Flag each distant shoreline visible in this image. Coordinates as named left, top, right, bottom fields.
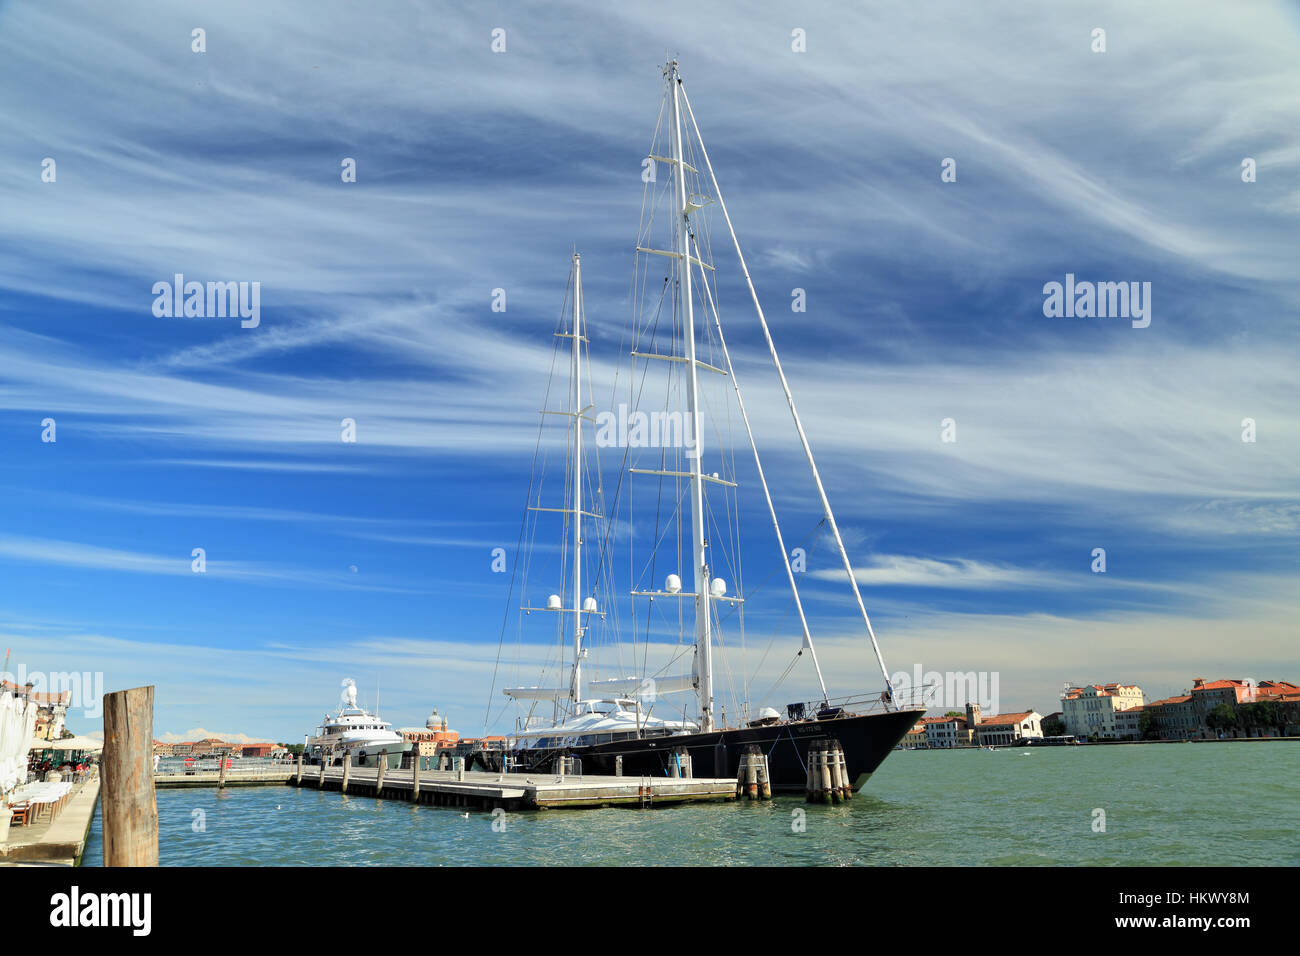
left=903, top=736, right=1300, bottom=751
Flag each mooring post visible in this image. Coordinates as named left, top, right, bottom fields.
left=836, top=743, right=853, bottom=800
left=319, top=758, right=327, bottom=787
left=756, top=752, right=770, bottom=799
left=295, top=751, right=303, bottom=785
left=805, top=742, right=823, bottom=803
left=218, top=754, right=227, bottom=790
left=102, top=685, right=159, bottom=867
left=615, top=755, right=623, bottom=777
left=819, top=745, right=834, bottom=804
left=455, top=755, right=465, bottom=782
left=341, top=753, right=351, bottom=794
left=376, top=755, right=386, bottom=796
left=412, top=753, right=421, bottom=802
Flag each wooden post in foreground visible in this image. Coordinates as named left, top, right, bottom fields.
left=102, top=685, right=159, bottom=867
left=341, top=753, right=351, bottom=793
left=218, top=755, right=227, bottom=789
left=296, top=751, right=303, bottom=785
left=412, top=753, right=421, bottom=802
left=375, top=755, right=386, bottom=796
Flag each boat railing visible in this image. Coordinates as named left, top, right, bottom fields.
left=785, top=686, right=929, bottom=721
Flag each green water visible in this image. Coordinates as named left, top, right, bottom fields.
left=84, top=743, right=1300, bottom=865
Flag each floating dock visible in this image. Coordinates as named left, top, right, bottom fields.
left=293, top=763, right=738, bottom=810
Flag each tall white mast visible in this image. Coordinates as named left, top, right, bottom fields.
left=668, top=60, right=714, bottom=732
left=679, top=82, right=896, bottom=703
left=571, top=252, right=584, bottom=707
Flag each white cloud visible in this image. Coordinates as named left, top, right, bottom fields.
left=811, top=554, right=1063, bottom=590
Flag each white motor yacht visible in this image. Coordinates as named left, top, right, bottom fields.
left=305, top=679, right=410, bottom=769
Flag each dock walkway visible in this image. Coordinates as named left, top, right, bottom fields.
left=295, top=764, right=737, bottom=810
left=155, top=767, right=296, bottom=788
left=0, top=778, right=100, bottom=866
left=155, top=763, right=740, bottom=810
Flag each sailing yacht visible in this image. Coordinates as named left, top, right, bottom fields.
left=502, top=252, right=700, bottom=755
left=497, top=61, right=923, bottom=790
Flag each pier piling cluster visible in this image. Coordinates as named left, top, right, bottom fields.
left=805, top=740, right=852, bottom=803
left=736, top=745, right=772, bottom=800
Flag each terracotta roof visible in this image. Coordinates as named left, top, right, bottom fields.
left=1194, top=679, right=1250, bottom=691
left=1148, top=695, right=1191, bottom=707
left=979, top=711, right=1034, bottom=726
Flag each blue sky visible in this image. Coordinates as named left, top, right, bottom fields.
left=1, top=1, right=1297, bottom=743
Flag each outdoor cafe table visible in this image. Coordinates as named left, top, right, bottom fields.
left=7, top=780, right=74, bottom=825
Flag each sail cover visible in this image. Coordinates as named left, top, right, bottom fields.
left=503, top=686, right=569, bottom=700
left=586, top=674, right=696, bottom=697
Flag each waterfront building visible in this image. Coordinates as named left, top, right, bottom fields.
left=1114, top=707, right=1144, bottom=740
left=1146, top=694, right=1196, bottom=739
left=1061, top=683, right=1145, bottom=740
left=2, top=682, right=76, bottom=741
left=1141, top=678, right=1300, bottom=740
left=400, top=708, right=462, bottom=758
left=239, top=742, right=276, bottom=758
left=902, top=721, right=928, bottom=750
left=921, top=714, right=972, bottom=748
left=973, top=711, right=1043, bottom=746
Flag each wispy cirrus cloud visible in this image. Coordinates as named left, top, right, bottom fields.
left=0, top=0, right=1297, bottom=736
left=0, top=534, right=432, bottom=594
left=812, top=554, right=1064, bottom=590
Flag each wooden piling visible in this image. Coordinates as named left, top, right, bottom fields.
left=341, top=753, right=351, bottom=794
left=756, top=752, right=771, bottom=799
left=319, top=758, right=327, bottom=787
left=218, top=755, right=227, bottom=790
left=376, top=756, right=386, bottom=796
left=412, top=754, right=421, bottom=802
left=101, top=685, right=159, bottom=867
left=825, top=743, right=840, bottom=802
left=295, top=751, right=303, bottom=785
left=743, top=747, right=759, bottom=799
left=456, top=755, right=465, bottom=782
left=806, top=741, right=833, bottom=804
left=614, top=755, right=623, bottom=777
left=834, top=743, right=853, bottom=800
